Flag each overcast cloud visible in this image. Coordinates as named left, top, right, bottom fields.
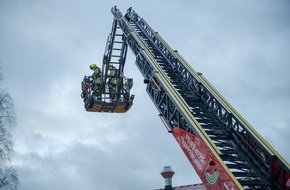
left=0, top=0, right=289, bottom=190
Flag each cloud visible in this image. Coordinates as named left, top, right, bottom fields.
left=1, top=0, right=290, bottom=190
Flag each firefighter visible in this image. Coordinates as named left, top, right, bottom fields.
left=89, top=64, right=102, bottom=100
left=108, top=64, right=118, bottom=101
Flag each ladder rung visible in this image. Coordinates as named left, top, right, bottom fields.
left=226, top=163, right=249, bottom=169
left=232, top=171, right=257, bottom=178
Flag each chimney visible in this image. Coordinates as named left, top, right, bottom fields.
left=161, top=166, right=175, bottom=190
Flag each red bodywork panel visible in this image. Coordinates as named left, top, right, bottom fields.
left=173, top=127, right=241, bottom=190
left=272, top=159, right=290, bottom=190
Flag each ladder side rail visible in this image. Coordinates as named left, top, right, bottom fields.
left=112, top=6, right=290, bottom=189
left=111, top=7, right=244, bottom=189
left=127, top=8, right=290, bottom=188
left=128, top=6, right=274, bottom=180
left=114, top=6, right=262, bottom=189
left=129, top=14, right=273, bottom=187
left=119, top=38, right=128, bottom=73
left=102, top=19, right=119, bottom=84
left=102, top=14, right=131, bottom=100
left=116, top=39, right=128, bottom=97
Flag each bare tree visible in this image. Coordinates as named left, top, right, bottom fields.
left=0, top=79, right=18, bottom=189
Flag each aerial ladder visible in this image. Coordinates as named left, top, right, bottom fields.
left=81, top=6, right=290, bottom=190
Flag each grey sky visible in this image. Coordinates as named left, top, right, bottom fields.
left=0, top=0, right=289, bottom=190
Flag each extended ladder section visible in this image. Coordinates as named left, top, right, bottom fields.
left=110, top=6, right=290, bottom=189
left=101, top=19, right=134, bottom=105
left=102, top=19, right=127, bottom=87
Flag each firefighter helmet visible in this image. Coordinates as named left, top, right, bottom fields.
left=90, top=64, right=97, bottom=70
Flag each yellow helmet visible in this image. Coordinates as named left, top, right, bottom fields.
left=90, top=64, right=97, bottom=70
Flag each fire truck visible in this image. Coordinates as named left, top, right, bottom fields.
left=81, top=6, right=290, bottom=190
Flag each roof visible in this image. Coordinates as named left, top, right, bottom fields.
left=155, top=184, right=206, bottom=190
